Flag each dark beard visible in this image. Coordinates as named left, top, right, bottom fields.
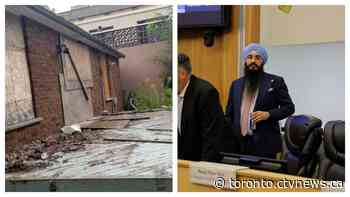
left=244, top=63, right=263, bottom=94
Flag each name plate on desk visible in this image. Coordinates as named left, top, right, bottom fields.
left=189, top=161, right=248, bottom=189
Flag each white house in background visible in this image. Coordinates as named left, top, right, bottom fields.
left=59, top=5, right=172, bottom=35
left=59, top=5, right=173, bottom=107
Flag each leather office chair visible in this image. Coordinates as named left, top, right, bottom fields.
left=313, top=120, right=345, bottom=181
left=283, top=115, right=323, bottom=176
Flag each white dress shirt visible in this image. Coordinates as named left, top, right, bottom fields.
left=178, top=78, right=190, bottom=135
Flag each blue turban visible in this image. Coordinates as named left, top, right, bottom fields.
left=242, top=43, right=268, bottom=64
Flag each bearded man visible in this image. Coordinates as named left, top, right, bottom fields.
left=226, top=43, right=295, bottom=159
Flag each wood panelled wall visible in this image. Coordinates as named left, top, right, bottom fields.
left=245, top=5, right=260, bottom=45
left=178, top=6, right=260, bottom=109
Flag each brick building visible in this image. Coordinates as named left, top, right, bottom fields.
left=5, top=6, right=125, bottom=151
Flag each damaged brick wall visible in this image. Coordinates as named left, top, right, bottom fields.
left=6, top=17, right=64, bottom=152
left=6, top=16, right=124, bottom=153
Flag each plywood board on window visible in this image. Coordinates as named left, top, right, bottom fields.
left=62, top=37, right=93, bottom=89
left=59, top=74, right=94, bottom=125
left=5, top=13, right=34, bottom=126
left=5, top=13, right=25, bottom=50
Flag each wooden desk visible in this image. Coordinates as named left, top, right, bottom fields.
left=178, top=160, right=321, bottom=192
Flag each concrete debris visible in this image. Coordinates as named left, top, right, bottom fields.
left=5, top=130, right=101, bottom=173
left=41, top=152, right=49, bottom=160
left=62, top=144, right=84, bottom=152
left=61, top=124, right=81, bottom=134
left=6, top=110, right=172, bottom=177
left=24, top=160, right=51, bottom=168
left=88, top=160, right=106, bottom=167
left=52, top=151, right=64, bottom=158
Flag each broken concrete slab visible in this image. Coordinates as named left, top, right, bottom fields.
left=80, top=119, right=129, bottom=129
left=103, top=138, right=171, bottom=144
left=6, top=110, right=172, bottom=179
left=87, top=160, right=106, bottom=167
left=129, top=112, right=172, bottom=131
left=106, top=108, right=168, bottom=116
left=100, top=114, right=150, bottom=121
left=6, top=142, right=172, bottom=179
left=102, top=128, right=172, bottom=143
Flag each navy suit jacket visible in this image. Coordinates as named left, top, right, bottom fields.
left=226, top=72, right=295, bottom=158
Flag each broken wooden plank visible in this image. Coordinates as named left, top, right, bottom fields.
left=103, top=139, right=172, bottom=144
left=101, top=129, right=172, bottom=143
left=131, top=118, right=172, bottom=131
left=146, top=128, right=172, bottom=132
left=6, top=142, right=172, bottom=179
left=107, top=108, right=169, bottom=116
left=112, top=111, right=135, bottom=115
left=101, top=114, right=150, bottom=121
left=81, top=120, right=129, bottom=129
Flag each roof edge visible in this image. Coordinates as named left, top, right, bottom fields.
left=7, top=5, right=125, bottom=59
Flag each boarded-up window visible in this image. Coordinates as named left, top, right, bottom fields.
left=59, top=37, right=94, bottom=125
left=62, top=37, right=93, bottom=89
left=5, top=13, right=35, bottom=127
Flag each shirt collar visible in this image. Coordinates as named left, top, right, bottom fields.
left=179, top=77, right=190, bottom=98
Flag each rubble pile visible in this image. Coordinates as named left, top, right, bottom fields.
left=5, top=129, right=102, bottom=173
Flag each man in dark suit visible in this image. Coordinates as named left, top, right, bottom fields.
left=177, top=53, right=225, bottom=162
left=226, top=43, right=295, bottom=159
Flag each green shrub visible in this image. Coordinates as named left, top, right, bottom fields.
left=124, top=79, right=172, bottom=111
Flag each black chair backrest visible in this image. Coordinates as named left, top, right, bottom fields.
left=283, top=115, right=323, bottom=176
left=314, top=120, right=345, bottom=181
left=324, top=120, right=345, bottom=165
